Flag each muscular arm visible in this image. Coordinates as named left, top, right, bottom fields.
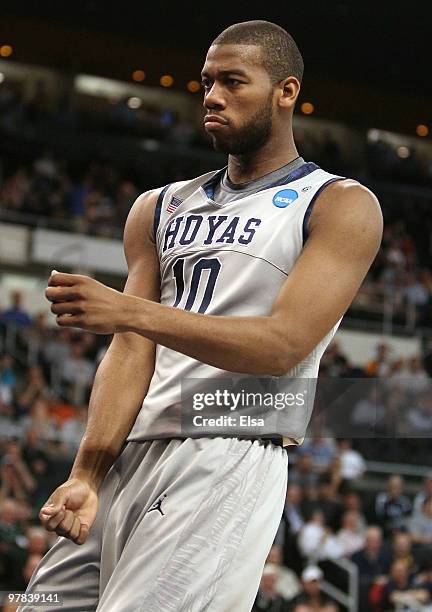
left=48, top=181, right=382, bottom=377
left=68, top=190, right=161, bottom=490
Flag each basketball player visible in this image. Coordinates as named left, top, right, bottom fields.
left=19, top=21, right=382, bottom=612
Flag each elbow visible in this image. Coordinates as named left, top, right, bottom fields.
left=257, top=319, right=307, bottom=377
left=267, top=346, right=304, bottom=377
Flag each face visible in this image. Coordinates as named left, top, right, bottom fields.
left=393, top=533, right=411, bottom=555
left=286, top=484, right=302, bottom=505
left=343, top=511, right=359, bottom=531
left=303, top=579, right=320, bottom=596
left=389, top=475, right=403, bottom=496
left=365, top=528, right=382, bottom=553
left=201, top=44, right=276, bottom=155
left=344, top=492, right=361, bottom=511
left=391, top=560, right=408, bottom=583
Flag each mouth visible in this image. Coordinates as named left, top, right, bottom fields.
left=204, top=115, right=228, bottom=131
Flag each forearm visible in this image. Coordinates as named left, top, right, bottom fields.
left=70, top=334, right=155, bottom=490
left=122, top=296, right=296, bottom=376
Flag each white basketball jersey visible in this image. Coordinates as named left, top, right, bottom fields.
left=127, top=163, right=345, bottom=444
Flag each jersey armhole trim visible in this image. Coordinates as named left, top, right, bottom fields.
left=153, top=184, right=171, bottom=242
left=302, top=177, right=346, bottom=245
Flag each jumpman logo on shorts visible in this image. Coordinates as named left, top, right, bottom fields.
left=147, top=494, right=167, bottom=516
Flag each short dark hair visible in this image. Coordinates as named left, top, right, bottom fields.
left=211, top=20, right=304, bottom=84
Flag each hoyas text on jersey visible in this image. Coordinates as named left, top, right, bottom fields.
left=162, top=215, right=261, bottom=253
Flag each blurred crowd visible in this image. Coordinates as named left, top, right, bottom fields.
left=0, top=151, right=140, bottom=237
left=0, top=294, right=432, bottom=610
left=253, top=468, right=432, bottom=611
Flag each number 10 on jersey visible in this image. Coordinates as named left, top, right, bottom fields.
left=172, top=257, right=221, bottom=314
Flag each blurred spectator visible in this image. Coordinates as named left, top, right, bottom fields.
left=15, top=365, right=51, bottom=415
left=283, top=484, right=305, bottom=537
left=405, top=390, right=432, bottom=435
left=298, top=510, right=343, bottom=561
left=413, top=472, right=432, bottom=513
left=381, top=560, right=430, bottom=610
left=252, top=562, right=291, bottom=611
left=302, top=474, right=343, bottom=532
left=289, top=566, right=338, bottom=611
left=409, top=496, right=432, bottom=548
left=390, top=531, right=418, bottom=575
left=0, top=498, right=27, bottom=589
left=42, top=328, right=73, bottom=371
left=320, top=342, right=353, bottom=378
left=290, top=454, right=318, bottom=498
left=281, top=484, right=305, bottom=574
left=299, top=438, right=336, bottom=474
left=1, top=291, right=32, bottom=328
left=0, top=498, right=21, bottom=545
left=26, top=313, right=50, bottom=366
left=0, top=440, right=35, bottom=502
left=0, top=401, right=20, bottom=440
left=20, top=399, right=59, bottom=446
left=266, top=545, right=301, bottom=601
left=336, top=439, right=366, bottom=480
left=335, top=510, right=365, bottom=557
left=351, top=526, right=391, bottom=610
left=365, top=344, right=392, bottom=378
left=375, top=475, right=412, bottom=535
left=342, top=491, right=367, bottom=530
left=350, top=386, right=386, bottom=432
left=61, top=342, right=95, bottom=404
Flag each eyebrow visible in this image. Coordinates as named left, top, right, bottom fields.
left=201, top=69, right=249, bottom=79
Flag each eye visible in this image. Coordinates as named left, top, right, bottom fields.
left=226, top=78, right=242, bottom=86
left=201, top=79, right=212, bottom=90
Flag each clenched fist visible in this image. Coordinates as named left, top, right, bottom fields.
left=39, top=478, right=98, bottom=545
left=45, top=270, right=134, bottom=334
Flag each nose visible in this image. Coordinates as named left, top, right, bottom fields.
left=203, top=82, right=225, bottom=111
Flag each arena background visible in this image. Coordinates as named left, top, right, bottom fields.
left=0, top=2, right=431, bottom=611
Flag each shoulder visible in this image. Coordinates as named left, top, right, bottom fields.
left=123, top=188, right=163, bottom=247
left=308, top=178, right=383, bottom=252
left=310, top=178, right=382, bottom=230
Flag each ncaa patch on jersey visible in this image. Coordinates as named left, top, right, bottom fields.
left=272, top=189, right=298, bottom=208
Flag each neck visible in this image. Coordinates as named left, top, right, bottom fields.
left=227, top=129, right=299, bottom=184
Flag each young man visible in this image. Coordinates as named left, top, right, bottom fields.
left=20, top=20, right=382, bottom=612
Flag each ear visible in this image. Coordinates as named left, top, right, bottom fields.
left=277, top=76, right=300, bottom=110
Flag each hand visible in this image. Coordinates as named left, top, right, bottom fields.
left=39, top=478, right=98, bottom=545
left=45, top=271, right=130, bottom=334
